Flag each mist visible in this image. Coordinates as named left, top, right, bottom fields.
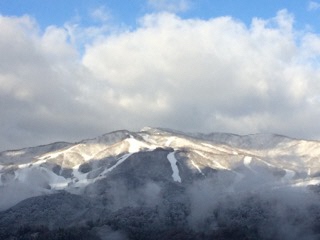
left=185, top=173, right=320, bottom=240
left=82, top=164, right=320, bottom=240
left=1, top=129, right=320, bottom=240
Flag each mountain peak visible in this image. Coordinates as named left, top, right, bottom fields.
left=1, top=128, right=320, bottom=239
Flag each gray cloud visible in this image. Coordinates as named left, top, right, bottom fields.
left=1, top=10, right=320, bottom=151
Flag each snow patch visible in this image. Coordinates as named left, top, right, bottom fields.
left=141, top=134, right=150, bottom=143
left=294, top=178, right=320, bottom=187
left=191, top=160, right=204, bottom=175
left=4, top=150, right=26, bottom=157
left=126, top=138, right=152, bottom=153
left=14, top=165, right=68, bottom=191
left=201, top=142, right=232, bottom=154
left=243, top=156, right=256, bottom=173
left=107, top=153, right=132, bottom=172
left=167, top=152, right=181, bottom=183
left=33, top=160, right=46, bottom=166
left=95, top=153, right=133, bottom=181
left=165, top=137, right=175, bottom=147
left=18, top=163, right=30, bottom=169
left=46, top=169, right=70, bottom=190
left=195, top=150, right=229, bottom=170
left=81, top=153, right=94, bottom=161
left=243, top=156, right=252, bottom=166
left=201, top=143, right=214, bottom=148
left=71, top=164, right=89, bottom=188
left=143, top=135, right=158, bottom=145
left=39, top=151, right=62, bottom=160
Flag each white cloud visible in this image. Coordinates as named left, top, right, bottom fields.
left=82, top=10, right=320, bottom=137
left=90, top=6, right=111, bottom=23
left=308, top=1, right=320, bottom=11
left=1, top=10, right=320, bottom=151
left=147, top=0, right=191, bottom=13
left=0, top=15, right=106, bottom=150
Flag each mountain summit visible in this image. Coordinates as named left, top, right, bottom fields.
left=1, top=128, right=320, bottom=239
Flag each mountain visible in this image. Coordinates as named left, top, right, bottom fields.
left=1, top=127, right=320, bottom=240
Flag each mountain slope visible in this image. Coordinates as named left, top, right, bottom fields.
left=1, top=128, right=320, bottom=240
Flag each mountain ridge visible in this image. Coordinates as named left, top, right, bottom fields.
left=1, top=127, right=316, bottom=156
left=1, top=127, right=320, bottom=239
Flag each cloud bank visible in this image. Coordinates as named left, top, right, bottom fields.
left=1, top=10, right=320, bottom=150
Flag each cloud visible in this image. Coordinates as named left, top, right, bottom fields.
left=1, top=10, right=320, bottom=151
left=308, top=1, right=320, bottom=11
left=83, top=10, right=320, bottom=137
left=90, top=6, right=111, bottom=23
left=0, top=15, right=109, bottom=150
left=147, top=0, right=191, bottom=13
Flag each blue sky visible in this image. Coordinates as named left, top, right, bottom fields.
left=0, top=0, right=319, bottom=32
left=1, top=0, right=320, bottom=150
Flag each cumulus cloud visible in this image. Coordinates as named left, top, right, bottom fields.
left=0, top=15, right=109, bottom=150
left=1, top=10, right=320, bottom=151
left=83, top=10, right=320, bottom=137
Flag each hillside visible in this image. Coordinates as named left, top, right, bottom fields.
left=1, top=127, right=320, bottom=239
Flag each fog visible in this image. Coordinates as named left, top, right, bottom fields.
left=1, top=144, right=320, bottom=239
left=83, top=166, right=320, bottom=240
left=185, top=173, right=320, bottom=239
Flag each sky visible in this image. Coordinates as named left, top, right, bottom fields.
left=1, top=0, right=320, bottom=150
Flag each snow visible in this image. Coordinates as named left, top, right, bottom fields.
left=71, top=164, right=90, bottom=188
left=243, top=156, right=252, bottom=165
left=201, top=142, right=230, bottom=154
left=14, top=165, right=68, bottom=191
left=107, top=153, right=132, bottom=172
left=243, top=156, right=256, bottom=173
left=33, top=159, right=46, bottom=166
left=4, top=128, right=320, bottom=211
left=255, top=157, right=275, bottom=168
left=3, top=150, right=26, bottom=157
left=81, top=153, right=93, bottom=161
left=18, top=163, right=30, bottom=169
left=191, top=160, right=204, bottom=175
left=165, top=137, right=175, bottom=147
left=39, top=151, right=62, bottom=160
left=167, top=152, right=181, bottom=183
left=95, top=153, right=134, bottom=181
left=195, top=150, right=229, bottom=170
left=294, top=178, right=320, bottom=187
left=126, top=138, right=152, bottom=153
left=46, top=170, right=70, bottom=190
left=142, top=134, right=158, bottom=145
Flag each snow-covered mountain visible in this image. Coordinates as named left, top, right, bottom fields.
left=1, top=127, right=320, bottom=240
